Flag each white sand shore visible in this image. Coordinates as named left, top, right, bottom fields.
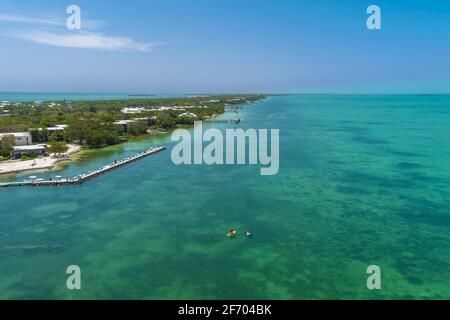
left=0, top=144, right=82, bottom=175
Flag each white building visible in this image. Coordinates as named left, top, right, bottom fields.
left=0, top=132, right=32, bottom=146
left=121, top=107, right=147, bottom=114
left=13, top=145, right=47, bottom=158
left=46, top=124, right=68, bottom=133
left=178, top=112, right=198, bottom=118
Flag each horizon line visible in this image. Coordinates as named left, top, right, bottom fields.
left=1, top=91, right=449, bottom=96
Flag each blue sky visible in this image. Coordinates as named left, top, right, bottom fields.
left=0, top=0, right=449, bottom=93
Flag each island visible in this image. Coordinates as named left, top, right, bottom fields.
left=0, top=94, right=266, bottom=175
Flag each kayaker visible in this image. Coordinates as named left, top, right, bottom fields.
left=227, top=229, right=237, bottom=238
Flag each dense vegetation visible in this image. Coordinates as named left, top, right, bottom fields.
left=0, top=95, right=265, bottom=150
left=0, top=135, right=15, bottom=158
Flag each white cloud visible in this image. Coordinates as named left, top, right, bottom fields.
left=0, top=13, right=105, bottom=30
left=8, top=30, right=156, bottom=52
left=1, top=13, right=159, bottom=53
left=0, top=14, right=64, bottom=26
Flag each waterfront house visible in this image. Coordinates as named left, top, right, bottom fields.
left=0, top=132, right=33, bottom=146
left=13, top=145, right=47, bottom=158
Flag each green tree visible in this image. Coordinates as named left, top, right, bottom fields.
left=65, top=119, right=85, bottom=142
left=85, top=130, right=120, bottom=148
left=30, top=129, right=49, bottom=143
left=47, top=134, right=68, bottom=154
left=176, top=116, right=195, bottom=125
left=48, top=141, right=68, bottom=154
left=128, top=122, right=148, bottom=136
left=0, top=135, right=15, bottom=157
left=157, top=113, right=176, bottom=128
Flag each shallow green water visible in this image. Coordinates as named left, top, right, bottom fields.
left=1, top=95, right=450, bottom=299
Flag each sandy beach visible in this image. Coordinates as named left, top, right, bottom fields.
left=0, top=144, right=82, bottom=175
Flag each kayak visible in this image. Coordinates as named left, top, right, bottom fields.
left=227, top=230, right=237, bottom=238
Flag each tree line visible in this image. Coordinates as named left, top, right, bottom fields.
left=0, top=95, right=265, bottom=156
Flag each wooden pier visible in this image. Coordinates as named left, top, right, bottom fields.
left=0, top=146, right=166, bottom=188
left=203, top=118, right=241, bottom=124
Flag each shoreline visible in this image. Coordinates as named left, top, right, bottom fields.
left=0, top=99, right=256, bottom=178
left=0, top=144, right=82, bottom=176
left=0, top=146, right=166, bottom=188
left=0, top=132, right=170, bottom=178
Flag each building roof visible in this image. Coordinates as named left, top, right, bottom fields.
left=0, top=132, right=31, bottom=138
left=135, top=116, right=157, bottom=120
left=178, top=112, right=198, bottom=118
left=31, top=124, right=68, bottom=132
left=121, top=107, right=146, bottom=114
left=13, top=145, right=47, bottom=151
left=46, top=127, right=65, bottom=131
left=114, top=120, right=136, bottom=125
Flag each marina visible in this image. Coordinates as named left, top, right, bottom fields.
left=0, top=145, right=166, bottom=188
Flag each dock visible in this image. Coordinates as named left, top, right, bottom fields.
left=0, top=146, right=166, bottom=188
left=203, top=118, right=241, bottom=124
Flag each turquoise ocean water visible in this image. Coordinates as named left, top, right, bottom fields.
left=1, top=94, right=450, bottom=299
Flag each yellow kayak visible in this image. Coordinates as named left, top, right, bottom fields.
left=227, top=230, right=237, bottom=238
